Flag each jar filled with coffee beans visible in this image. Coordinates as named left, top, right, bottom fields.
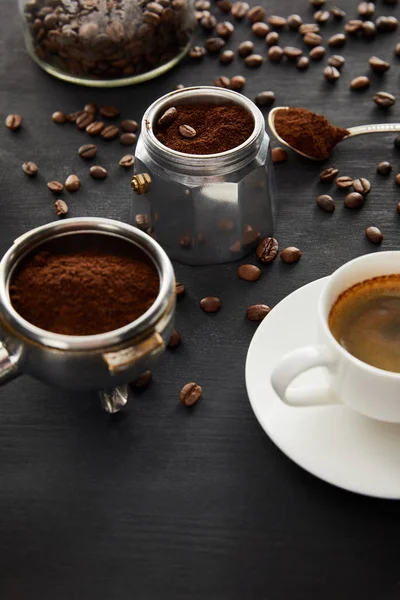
left=20, top=0, right=196, bottom=87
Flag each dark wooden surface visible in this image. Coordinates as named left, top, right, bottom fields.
left=1, top=1, right=400, bottom=598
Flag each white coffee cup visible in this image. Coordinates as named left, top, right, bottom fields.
left=271, top=251, right=400, bottom=423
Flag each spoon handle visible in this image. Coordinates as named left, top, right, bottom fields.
left=346, top=123, right=400, bottom=138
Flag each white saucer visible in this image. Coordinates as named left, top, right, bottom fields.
left=245, top=277, right=400, bottom=499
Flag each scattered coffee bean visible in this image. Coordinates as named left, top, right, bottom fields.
left=365, top=226, right=383, bottom=244
left=336, top=175, right=353, bottom=189
left=377, top=161, right=392, bottom=175
left=121, top=120, right=139, bottom=133
left=230, top=75, right=246, bottom=91
left=47, top=180, right=64, bottom=193
left=265, top=32, right=279, bottom=46
left=397, top=201, right=400, bottom=214
left=395, top=43, right=400, bottom=57
left=328, top=55, right=345, bottom=69
left=252, top=22, right=270, bottom=37
left=176, top=282, right=186, bottom=297
left=120, top=133, right=137, bottom=146
left=205, top=37, right=226, bottom=53
left=362, top=21, right=377, bottom=38
left=217, top=0, right=232, bottom=11
left=352, top=178, right=371, bottom=195
left=373, top=92, right=396, bottom=108
left=376, top=16, right=398, bottom=32
left=230, top=240, right=242, bottom=253
left=396, top=173, right=400, bottom=186
left=281, top=247, right=302, bottom=263
left=268, top=46, right=284, bottom=61
left=369, top=56, right=391, bottom=72
left=268, top=15, right=287, bottom=28
left=168, top=327, right=181, bottom=348
left=196, top=0, right=210, bottom=8
left=216, top=21, right=235, bottom=38
left=179, top=124, right=196, bottom=138
left=287, top=14, right=303, bottom=30
left=84, top=103, right=97, bottom=115
left=220, top=50, right=235, bottom=64
left=284, top=47, right=303, bottom=60
left=135, top=214, right=149, bottom=230
left=314, top=10, right=330, bottom=23
left=299, top=23, right=320, bottom=34
left=247, top=304, right=271, bottom=321
left=256, top=237, right=279, bottom=263
left=331, top=6, right=346, bottom=20
left=344, top=192, right=365, bottom=208
left=55, top=199, right=68, bottom=217
left=297, top=56, right=310, bottom=70
left=78, top=144, right=97, bottom=159
left=272, top=147, right=288, bottom=163
left=189, top=46, right=206, bottom=59
left=86, top=121, right=104, bottom=136
left=52, top=111, right=66, bottom=124
left=245, top=54, right=264, bottom=67
left=309, top=46, right=325, bottom=60
left=89, top=166, right=108, bottom=180
left=320, top=167, right=339, bottom=182
left=345, top=19, right=363, bottom=34
left=231, top=1, right=249, bottom=19
left=131, top=370, right=152, bottom=389
left=238, top=40, right=254, bottom=56
left=180, top=382, right=203, bottom=406
left=324, top=65, right=340, bottom=81
left=5, top=114, right=22, bottom=130
left=119, top=154, right=134, bottom=168
left=158, top=107, right=178, bottom=129
left=67, top=111, right=83, bottom=124
left=65, top=174, right=80, bottom=192
left=328, top=33, right=346, bottom=47
left=214, top=75, right=230, bottom=88
left=255, top=91, right=276, bottom=106
left=247, top=5, right=266, bottom=23
left=309, top=0, right=325, bottom=6
left=200, top=296, right=221, bottom=312
left=238, top=264, right=262, bottom=281
left=304, top=32, right=323, bottom=47
left=201, top=14, right=217, bottom=30
left=22, top=161, right=38, bottom=177
left=316, top=194, right=335, bottom=212
left=99, top=105, right=120, bottom=118
left=350, top=76, right=370, bottom=90
left=358, top=2, right=375, bottom=18
left=101, top=125, right=119, bottom=140
left=76, top=111, right=95, bottom=130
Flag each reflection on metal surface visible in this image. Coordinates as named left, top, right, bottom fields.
left=99, top=386, right=128, bottom=413
left=103, top=332, right=165, bottom=374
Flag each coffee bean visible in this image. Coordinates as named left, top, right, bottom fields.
left=284, top=46, right=303, bottom=60
left=158, top=107, right=178, bottom=128
left=358, top=2, right=375, bottom=18
left=309, top=0, right=325, bottom=6
left=84, top=103, right=97, bottom=115
left=394, top=135, right=400, bottom=149
left=331, top=6, right=346, bottom=19
left=52, top=111, right=66, bottom=124
left=324, top=65, right=340, bottom=81
left=220, top=50, right=235, bottom=64
left=281, top=247, right=301, bottom=263
left=256, top=237, right=279, bottom=263
left=320, top=167, right=339, bottom=182
left=272, top=147, right=288, bottom=163
left=67, top=111, right=83, bottom=124
left=205, top=37, right=226, bottom=53
left=369, top=56, right=391, bottom=73
left=265, top=32, right=279, bottom=46
left=86, top=121, right=104, bottom=136
left=230, top=75, right=246, bottom=91
left=336, top=175, right=353, bottom=189
left=267, top=45, right=284, bottom=61
left=328, top=33, right=346, bottom=47
left=101, top=125, right=119, bottom=140
left=255, top=91, right=276, bottom=106
left=99, top=105, right=120, bottom=118
left=55, top=199, right=68, bottom=217
left=180, top=382, right=203, bottom=406
left=395, top=43, right=400, bottom=57
left=287, top=14, right=302, bottom=30
left=168, top=327, right=181, bottom=348
left=238, top=264, right=262, bottom=281
left=345, top=19, right=363, bottom=34
left=397, top=201, right=400, bottom=214
left=201, top=14, right=217, bottom=30
left=119, top=154, right=134, bottom=168
left=179, top=124, right=196, bottom=138
left=350, top=76, right=370, bottom=90
left=5, top=114, right=22, bottom=130
left=377, top=161, right=392, bottom=175
left=245, top=54, right=263, bottom=67
left=314, top=10, right=330, bottom=23
left=131, top=370, right=152, bottom=389
left=297, top=56, right=310, bottom=70
left=214, top=75, right=230, bottom=88
left=316, top=194, right=335, bottom=212
left=299, top=23, right=320, bottom=34
left=252, top=22, right=270, bottom=37
left=216, top=21, right=235, bottom=38
left=362, top=21, right=377, bottom=38
left=309, top=46, right=325, bottom=60
left=304, top=32, right=323, bottom=47
left=176, top=282, right=185, bottom=297
left=196, top=0, right=210, bottom=8
left=22, top=161, right=38, bottom=176
left=189, top=46, right=206, bottom=58
left=78, top=144, right=97, bottom=159
left=247, top=304, right=271, bottom=321
left=344, top=192, right=365, bottom=208
left=395, top=173, right=400, bottom=186
left=120, top=133, right=137, bottom=145
left=247, top=5, right=265, bottom=23
left=200, top=296, right=221, bottom=312
left=376, top=16, right=398, bottom=32
left=328, top=55, right=345, bottom=69
left=135, top=214, right=149, bottom=231
left=89, top=166, right=108, bottom=180
left=231, top=1, right=249, bottom=19
left=268, top=15, right=287, bottom=28
left=65, top=174, right=80, bottom=192
left=76, top=111, right=95, bottom=130
left=217, top=0, right=232, bottom=11
left=238, top=40, right=254, bottom=56
left=373, top=91, right=396, bottom=108
left=47, top=180, right=64, bottom=193
left=121, top=120, right=139, bottom=133
left=365, top=226, right=383, bottom=244
left=352, top=178, right=371, bottom=195
left=243, top=225, right=260, bottom=246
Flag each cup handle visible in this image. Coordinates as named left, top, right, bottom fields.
left=271, top=345, right=340, bottom=407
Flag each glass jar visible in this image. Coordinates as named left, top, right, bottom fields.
left=19, top=0, right=196, bottom=87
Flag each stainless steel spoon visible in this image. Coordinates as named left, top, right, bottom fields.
left=268, top=106, right=400, bottom=161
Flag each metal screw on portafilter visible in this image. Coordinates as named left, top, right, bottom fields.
left=131, top=173, right=152, bottom=195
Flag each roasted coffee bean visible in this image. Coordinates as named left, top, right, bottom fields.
left=376, top=16, right=398, bottom=32
left=245, top=54, right=263, bottom=67
left=230, top=75, right=246, bottom=90
left=287, top=14, right=303, bottom=30
left=214, top=75, right=230, bottom=88
left=157, top=107, right=178, bottom=128
left=281, top=247, right=302, bottom=263
left=265, top=31, right=279, bottom=46
left=247, top=5, right=265, bottom=23
left=336, top=175, right=353, bottom=189
left=362, top=21, right=377, bottom=38
left=309, top=46, right=325, bottom=60
left=135, top=214, right=149, bottom=230
left=121, top=120, right=139, bottom=133
left=200, top=296, right=221, bottom=312
left=397, top=201, right=400, bottom=214
left=358, top=2, right=375, bottom=18
left=22, top=161, right=38, bottom=176
left=119, top=154, right=134, bottom=168
left=205, top=37, right=226, bottom=53
left=84, top=103, right=97, bottom=115
left=246, top=304, right=271, bottom=321
left=101, top=125, right=119, bottom=140
left=52, top=111, right=66, bottom=124
left=238, top=264, right=262, bottom=281
left=309, top=0, right=326, bottom=6
left=55, top=199, right=68, bottom=217
left=284, top=46, right=303, bottom=60
left=180, top=382, right=203, bottom=406
left=89, top=165, right=108, bottom=180
left=5, top=114, right=22, bottom=130
left=350, top=76, right=370, bottom=90
left=345, top=19, right=363, bottom=34
left=176, top=282, right=185, bottom=297
left=256, top=237, right=279, bottom=263
left=304, top=32, right=323, bottom=47
left=250, top=23, right=268, bottom=38
left=131, top=371, right=152, bottom=389
left=168, top=328, right=181, bottom=348
left=120, top=133, right=137, bottom=145
left=229, top=240, right=242, bottom=253
left=272, top=147, right=288, bottom=163
left=319, top=167, right=339, bottom=182
left=352, top=178, right=371, bottom=195
left=328, top=55, right=345, bottom=69
left=67, top=111, right=83, bottom=124
left=369, top=56, right=391, bottom=73
left=99, top=105, right=120, bottom=118
left=331, top=6, right=346, bottom=19
left=299, top=23, right=320, bottom=34
left=216, top=21, right=235, bottom=38
left=395, top=43, right=400, bottom=57
left=220, top=50, right=235, bottom=64
left=65, top=174, right=80, bottom=192
left=268, top=15, right=287, bottom=28
left=365, top=226, right=383, bottom=244
left=238, top=40, right=254, bottom=56
left=328, top=33, right=346, bottom=47
left=373, top=91, right=396, bottom=108
left=231, top=1, right=249, bottom=19
left=316, top=194, right=335, bottom=212
left=344, top=192, right=365, bottom=208
left=196, top=0, right=210, bottom=8
left=86, top=121, right=104, bottom=136
left=78, top=143, right=97, bottom=159
left=201, top=14, right=217, bottom=30
left=297, top=56, right=310, bottom=70
left=47, top=180, right=64, bottom=193
left=255, top=91, right=276, bottom=106
left=217, top=0, right=232, bottom=11
left=189, top=45, right=206, bottom=58
left=76, top=111, right=95, bottom=130
left=179, top=124, right=196, bottom=138
left=314, top=10, right=330, bottom=23
left=377, top=161, right=392, bottom=175
left=267, top=45, right=284, bottom=61
left=324, top=65, right=340, bottom=81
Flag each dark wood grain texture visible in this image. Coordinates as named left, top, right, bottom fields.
left=1, top=1, right=400, bottom=599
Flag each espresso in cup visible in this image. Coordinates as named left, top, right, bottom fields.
left=329, top=274, right=400, bottom=373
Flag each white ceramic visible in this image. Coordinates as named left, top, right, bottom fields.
left=245, top=276, right=400, bottom=499
left=271, top=252, right=400, bottom=423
